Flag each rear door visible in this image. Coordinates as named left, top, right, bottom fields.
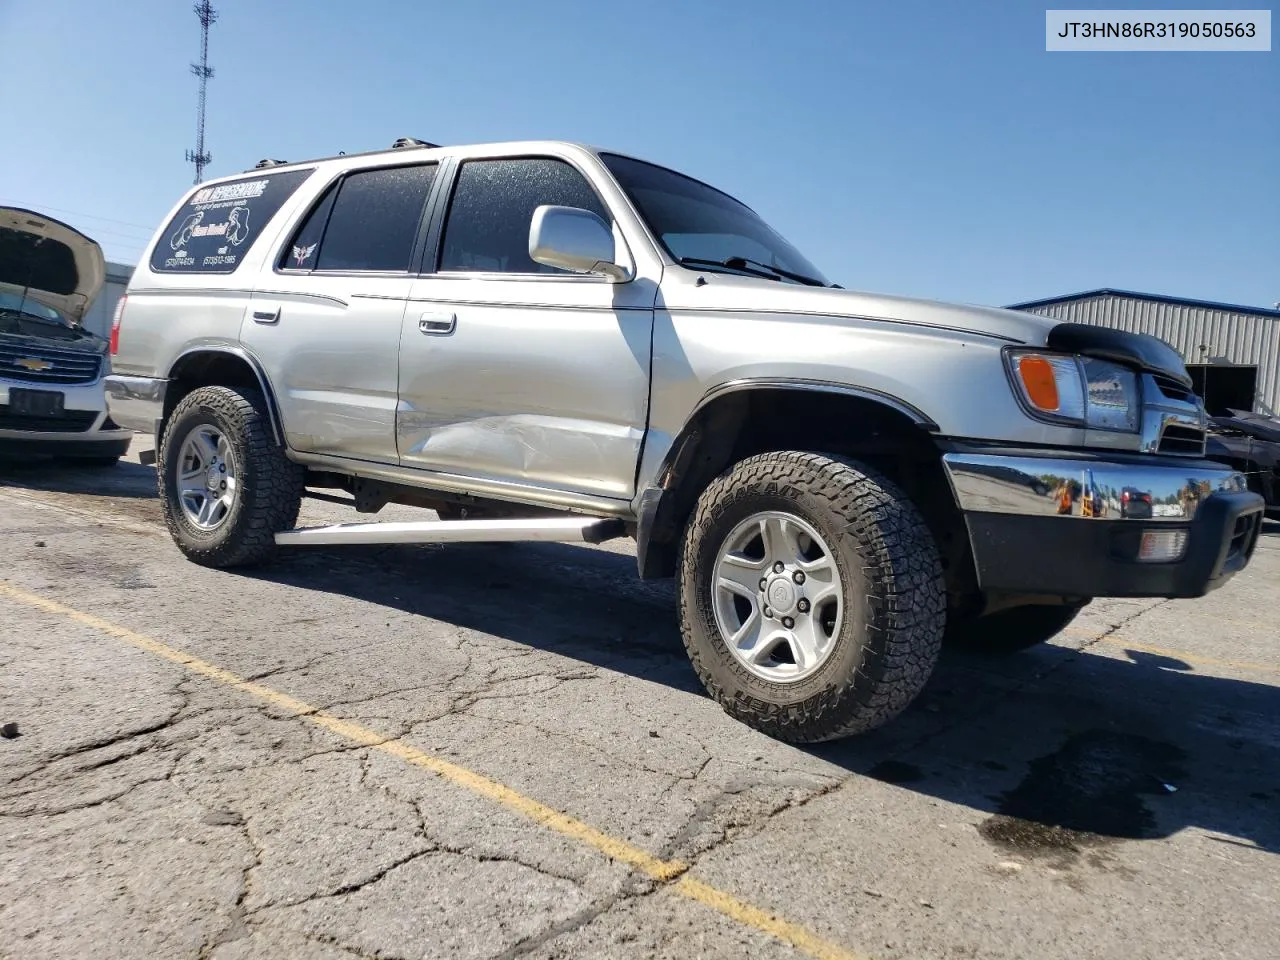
left=241, top=161, right=439, bottom=464
left=396, top=154, right=655, bottom=500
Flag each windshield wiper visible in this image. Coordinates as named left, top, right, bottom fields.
left=676, top=256, right=830, bottom=287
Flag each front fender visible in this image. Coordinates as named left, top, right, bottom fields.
left=637, top=310, right=1087, bottom=499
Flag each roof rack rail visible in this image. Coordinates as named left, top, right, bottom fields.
left=239, top=137, right=447, bottom=174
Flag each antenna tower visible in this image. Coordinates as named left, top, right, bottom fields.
left=185, top=1, right=218, bottom=184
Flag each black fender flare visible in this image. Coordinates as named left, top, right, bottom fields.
left=634, top=379, right=938, bottom=579
left=165, top=344, right=288, bottom=448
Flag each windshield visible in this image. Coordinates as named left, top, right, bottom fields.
left=599, top=153, right=831, bottom=286
left=0, top=290, right=69, bottom=324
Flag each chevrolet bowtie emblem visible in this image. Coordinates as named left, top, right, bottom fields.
left=15, top=357, right=53, bottom=372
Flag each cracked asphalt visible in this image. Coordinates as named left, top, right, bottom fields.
left=2, top=440, right=1278, bottom=960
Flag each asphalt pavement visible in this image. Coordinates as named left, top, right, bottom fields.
left=2, top=439, right=1277, bottom=960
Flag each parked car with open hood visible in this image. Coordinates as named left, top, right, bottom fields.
left=0, top=207, right=132, bottom=465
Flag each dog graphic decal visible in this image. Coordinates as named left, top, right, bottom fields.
left=169, top=212, right=204, bottom=250
left=226, top=205, right=251, bottom=246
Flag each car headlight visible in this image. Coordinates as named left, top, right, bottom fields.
left=1004, top=349, right=1139, bottom=433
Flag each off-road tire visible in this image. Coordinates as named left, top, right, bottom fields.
left=944, top=602, right=1085, bottom=654
left=677, top=451, right=946, bottom=743
left=158, top=385, right=304, bottom=568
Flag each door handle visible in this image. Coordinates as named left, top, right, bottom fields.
left=418, top=311, right=456, bottom=335
left=252, top=305, right=281, bottom=324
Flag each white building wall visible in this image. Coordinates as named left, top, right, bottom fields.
left=81, top=261, right=134, bottom=340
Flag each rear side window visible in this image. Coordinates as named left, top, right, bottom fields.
left=279, top=182, right=338, bottom=271
left=150, top=167, right=314, bottom=274
left=438, top=157, right=609, bottom=274
left=280, top=163, right=436, bottom=273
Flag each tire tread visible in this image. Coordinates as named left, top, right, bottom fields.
left=677, top=450, right=946, bottom=742
left=158, top=385, right=303, bottom=568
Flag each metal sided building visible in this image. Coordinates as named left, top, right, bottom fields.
left=1008, top=288, right=1280, bottom=418
left=81, top=260, right=134, bottom=341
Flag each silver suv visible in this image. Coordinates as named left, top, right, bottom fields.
left=105, top=137, right=1266, bottom=742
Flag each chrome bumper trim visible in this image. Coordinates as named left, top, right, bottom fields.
left=104, top=375, right=167, bottom=436
left=0, top=428, right=132, bottom=441
left=942, top=452, right=1250, bottom=523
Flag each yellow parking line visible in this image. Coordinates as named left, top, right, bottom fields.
left=0, top=581, right=867, bottom=960
left=1065, top=627, right=1280, bottom=677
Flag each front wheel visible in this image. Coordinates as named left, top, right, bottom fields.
left=677, top=451, right=946, bottom=743
left=158, top=385, right=304, bottom=568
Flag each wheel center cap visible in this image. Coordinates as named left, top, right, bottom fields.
left=205, top=464, right=221, bottom=491
left=766, top=577, right=798, bottom=615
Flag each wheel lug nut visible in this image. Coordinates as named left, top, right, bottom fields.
left=219, top=464, right=226, bottom=473
left=219, top=481, right=226, bottom=490
left=793, top=570, right=805, bottom=584
left=797, top=599, right=810, bottom=613
left=759, top=578, right=768, bottom=591
left=782, top=616, right=795, bottom=629
left=773, top=561, right=785, bottom=573
left=763, top=606, right=773, bottom=618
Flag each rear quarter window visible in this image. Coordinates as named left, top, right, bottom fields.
left=150, top=167, right=314, bottom=274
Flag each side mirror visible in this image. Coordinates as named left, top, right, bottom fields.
left=528, top=205, right=629, bottom=281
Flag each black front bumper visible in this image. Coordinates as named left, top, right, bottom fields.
left=944, top=450, right=1266, bottom=599
left=965, top=496, right=1263, bottom=598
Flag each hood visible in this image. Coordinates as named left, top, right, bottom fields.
left=1209, top=409, right=1280, bottom=444
left=663, top=271, right=1195, bottom=384
left=0, top=206, right=106, bottom=325
left=663, top=271, right=1059, bottom=344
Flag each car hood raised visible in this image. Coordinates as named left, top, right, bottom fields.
left=665, top=272, right=1059, bottom=344
left=0, top=206, right=106, bottom=325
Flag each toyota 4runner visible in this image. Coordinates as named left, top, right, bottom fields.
left=105, top=137, right=1266, bottom=743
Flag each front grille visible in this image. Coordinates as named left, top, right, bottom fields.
left=1142, top=373, right=1208, bottom=457
left=0, top=406, right=97, bottom=432
left=1157, top=423, right=1207, bottom=456
left=0, top=342, right=102, bottom=384
left=1151, top=375, right=1196, bottom=403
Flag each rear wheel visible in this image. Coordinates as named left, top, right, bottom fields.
left=158, top=385, right=304, bottom=568
left=944, top=602, right=1086, bottom=654
left=677, top=451, right=946, bottom=743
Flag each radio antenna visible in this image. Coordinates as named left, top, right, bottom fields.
left=185, top=1, right=218, bottom=184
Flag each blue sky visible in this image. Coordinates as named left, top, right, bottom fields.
left=1, top=0, right=1275, bottom=308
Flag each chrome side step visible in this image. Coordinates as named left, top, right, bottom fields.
left=275, top=516, right=625, bottom=547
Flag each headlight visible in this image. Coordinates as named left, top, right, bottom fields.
left=1005, top=349, right=1139, bottom=432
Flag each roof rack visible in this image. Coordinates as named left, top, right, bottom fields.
left=240, top=137, right=446, bottom=174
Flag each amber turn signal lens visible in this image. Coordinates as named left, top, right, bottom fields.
left=1017, top=355, right=1060, bottom=411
